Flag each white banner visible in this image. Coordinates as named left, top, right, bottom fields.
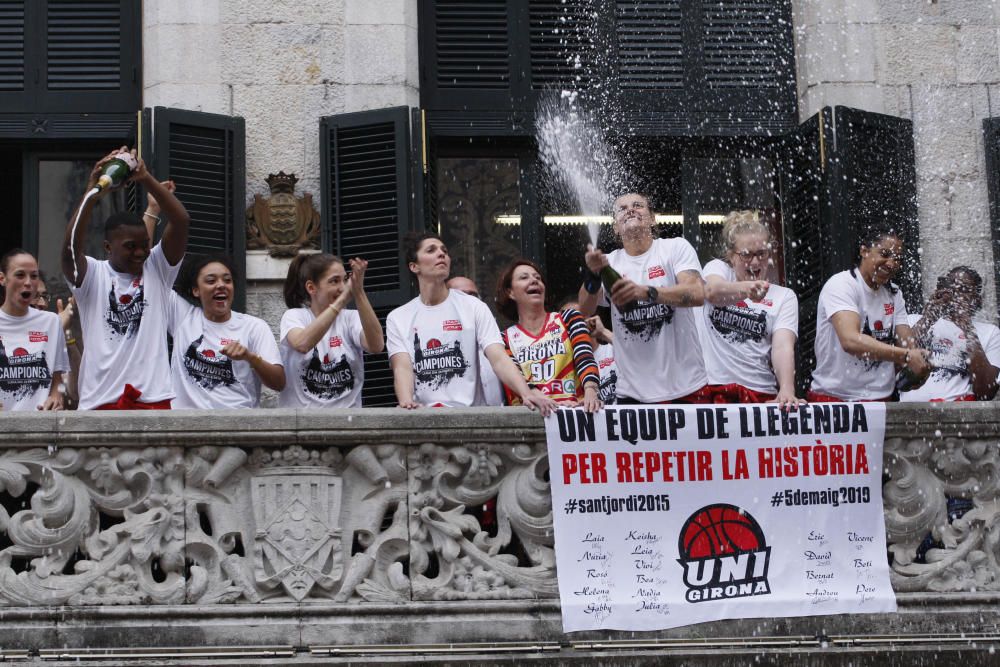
left=545, top=403, right=896, bottom=632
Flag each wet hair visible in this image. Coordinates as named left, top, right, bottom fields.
left=719, top=210, right=770, bottom=261
left=495, top=258, right=547, bottom=321
left=0, top=248, right=36, bottom=306
left=176, top=254, right=238, bottom=305
left=283, top=252, right=345, bottom=308
left=402, top=231, right=444, bottom=266
left=103, top=212, right=146, bottom=239
left=941, top=265, right=983, bottom=291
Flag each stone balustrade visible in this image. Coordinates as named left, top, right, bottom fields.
left=0, top=404, right=999, bottom=658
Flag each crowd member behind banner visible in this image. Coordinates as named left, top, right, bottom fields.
left=562, top=297, right=617, bottom=405
left=446, top=275, right=504, bottom=406
left=0, top=250, right=68, bottom=410
left=166, top=256, right=284, bottom=409
left=386, top=233, right=557, bottom=414
left=495, top=259, right=601, bottom=412
left=900, top=267, right=1000, bottom=402
left=578, top=192, right=708, bottom=404
left=809, top=227, right=931, bottom=402
left=278, top=253, right=383, bottom=408
left=699, top=211, right=801, bottom=407
left=61, top=147, right=190, bottom=410
left=32, top=273, right=81, bottom=406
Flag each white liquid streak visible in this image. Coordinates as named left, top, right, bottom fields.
left=69, top=187, right=99, bottom=284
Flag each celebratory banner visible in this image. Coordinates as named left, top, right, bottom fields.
left=545, top=403, right=895, bottom=632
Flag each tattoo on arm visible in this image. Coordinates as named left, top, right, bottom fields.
left=680, top=292, right=691, bottom=306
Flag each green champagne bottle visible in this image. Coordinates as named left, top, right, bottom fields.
left=599, top=265, right=623, bottom=293
left=96, top=151, right=138, bottom=191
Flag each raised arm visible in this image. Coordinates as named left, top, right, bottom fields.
left=348, top=258, right=385, bottom=354
left=135, top=165, right=190, bottom=265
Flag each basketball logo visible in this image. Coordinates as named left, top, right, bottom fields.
left=677, top=503, right=771, bottom=604
left=680, top=503, right=765, bottom=560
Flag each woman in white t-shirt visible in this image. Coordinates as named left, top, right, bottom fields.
left=278, top=253, right=383, bottom=408
left=386, top=233, right=557, bottom=413
left=809, top=228, right=931, bottom=402
left=0, top=249, right=68, bottom=411
left=578, top=192, right=708, bottom=403
left=167, top=256, right=284, bottom=409
left=701, top=212, right=801, bottom=407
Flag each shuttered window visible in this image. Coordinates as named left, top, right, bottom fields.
left=320, top=107, right=423, bottom=406
left=149, top=107, right=247, bottom=306
left=434, top=0, right=509, bottom=90
left=0, top=0, right=139, bottom=115
left=528, top=0, right=597, bottom=90
left=420, top=0, right=796, bottom=133
left=702, top=0, right=787, bottom=88
left=616, top=0, right=683, bottom=90
left=983, top=117, right=1000, bottom=311
left=321, top=107, right=416, bottom=308
left=778, top=107, right=919, bottom=391
left=0, top=0, right=24, bottom=93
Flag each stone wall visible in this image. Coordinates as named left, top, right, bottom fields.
left=1, top=405, right=999, bottom=660
left=793, top=0, right=1000, bottom=315
left=143, top=0, right=420, bottom=317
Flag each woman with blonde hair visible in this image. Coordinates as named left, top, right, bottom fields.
left=699, top=211, right=801, bottom=406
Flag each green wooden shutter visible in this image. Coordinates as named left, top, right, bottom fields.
left=0, top=0, right=27, bottom=104
left=777, top=109, right=835, bottom=393
left=320, top=106, right=422, bottom=406
left=148, top=107, right=246, bottom=308
left=831, top=106, right=921, bottom=310
left=983, top=117, right=1000, bottom=313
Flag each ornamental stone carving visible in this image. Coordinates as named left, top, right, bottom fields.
left=246, top=172, right=321, bottom=257
left=1, top=406, right=999, bottom=615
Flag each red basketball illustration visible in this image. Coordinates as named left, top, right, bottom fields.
left=679, top=504, right=766, bottom=560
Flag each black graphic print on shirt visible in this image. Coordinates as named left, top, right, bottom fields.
left=861, top=316, right=894, bottom=371
left=616, top=301, right=675, bottom=342
left=928, top=336, right=968, bottom=380
left=412, top=331, right=468, bottom=389
left=105, top=283, right=145, bottom=338
left=0, top=338, right=51, bottom=399
left=183, top=335, right=237, bottom=390
left=709, top=301, right=768, bottom=344
left=599, top=369, right=617, bottom=404
left=302, top=348, right=355, bottom=399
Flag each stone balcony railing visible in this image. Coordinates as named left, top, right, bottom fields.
left=1, top=404, right=999, bottom=661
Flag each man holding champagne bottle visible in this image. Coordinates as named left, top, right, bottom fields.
left=61, top=147, right=190, bottom=409
left=577, top=192, right=709, bottom=404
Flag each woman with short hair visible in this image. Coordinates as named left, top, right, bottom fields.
left=495, top=258, right=601, bottom=412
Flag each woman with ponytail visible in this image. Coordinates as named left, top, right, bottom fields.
left=0, top=249, right=68, bottom=410
left=278, top=253, right=384, bottom=408
left=809, top=227, right=931, bottom=402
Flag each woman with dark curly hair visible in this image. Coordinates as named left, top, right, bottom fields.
left=167, top=255, right=284, bottom=408
left=496, top=259, right=601, bottom=412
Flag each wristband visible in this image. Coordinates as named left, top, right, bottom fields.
left=142, top=212, right=159, bottom=222
left=583, top=269, right=601, bottom=295
left=65, top=338, right=77, bottom=347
